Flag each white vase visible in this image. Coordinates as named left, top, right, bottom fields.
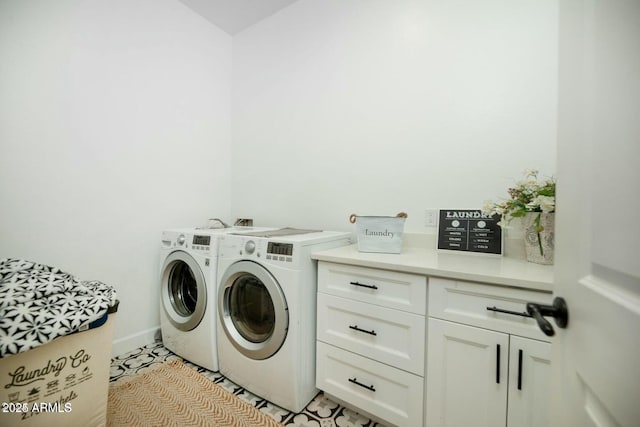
left=522, top=212, right=555, bottom=265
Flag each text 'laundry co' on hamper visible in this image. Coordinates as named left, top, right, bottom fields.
left=0, top=258, right=119, bottom=427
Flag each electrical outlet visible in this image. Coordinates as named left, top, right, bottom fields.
left=425, top=209, right=438, bottom=227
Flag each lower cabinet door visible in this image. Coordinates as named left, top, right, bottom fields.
left=426, top=318, right=509, bottom=427
left=316, top=341, right=424, bottom=427
left=507, top=336, right=551, bottom=427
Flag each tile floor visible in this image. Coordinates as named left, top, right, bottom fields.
left=110, top=342, right=386, bottom=427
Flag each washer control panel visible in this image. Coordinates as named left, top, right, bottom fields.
left=192, top=235, right=211, bottom=252
left=161, top=231, right=212, bottom=253
left=245, top=240, right=256, bottom=254
left=266, top=242, right=294, bottom=263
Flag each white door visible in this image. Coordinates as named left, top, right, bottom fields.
left=426, top=319, right=509, bottom=427
left=507, top=336, right=551, bottom=427
left=552, top=0, right=640, bottom=426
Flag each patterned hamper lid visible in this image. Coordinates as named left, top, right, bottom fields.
left=0, top=258, right=118, bottom=358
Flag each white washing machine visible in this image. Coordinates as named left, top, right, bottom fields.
left=216, top=229, right=351, bottom=412
left=159, top=227, right=274, bottom=371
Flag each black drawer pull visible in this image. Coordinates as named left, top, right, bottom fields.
left=348, top=377, right=376, bottom=392
left=496, top=344, right=501, bottom=384
left=517, top=349, right=523, bottom=390
left=349, top=281, right=378, bottom=290
left=486, top=306, right=532, bottom=318
left=349, top=325, right=377, bottom=336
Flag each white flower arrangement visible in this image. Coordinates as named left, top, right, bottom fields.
left=483, top=169, right=556, bottom=256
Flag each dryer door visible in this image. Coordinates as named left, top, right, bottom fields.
left=161, top=251, right=206, bottom=331
left=218, top=260, right=288, bottom=360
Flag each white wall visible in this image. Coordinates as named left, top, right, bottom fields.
left=0, top=0, right=232, bottom=354
left=0, top=0, right=559, bottom=355
left=231, top=0, right=558, bottom=233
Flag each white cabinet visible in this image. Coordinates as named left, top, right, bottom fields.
left=427, top=319, right=509, bottom=427
left=316, top=262, right=427, bottom=427
left=426, top=277, right=552, bottom=427
left=507, top=336, right=551, bottom=427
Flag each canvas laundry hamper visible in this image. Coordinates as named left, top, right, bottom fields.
left=0, top=259, right=118, bottom=427
left=350, top=212, right=407, bottom=254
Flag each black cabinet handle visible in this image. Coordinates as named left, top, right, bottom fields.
left=349, top=281, right=378, bottom=290
left=526, top=297, right=569, bottom=337
left=349, top=325, right=377, bottom=336
left=486, top=306, right=532, bottom=318
left=348, top=377, right=376, bottom=392
left=496, top=344, right=501, bottom=384
left=517, top=349, right=523, bottom=390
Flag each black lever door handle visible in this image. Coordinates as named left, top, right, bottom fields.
left=526, top=297, right=569, bottom=337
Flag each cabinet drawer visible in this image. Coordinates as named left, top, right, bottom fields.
left=317, top=293, right=425, bottom=375
left=318, top=262, right=426, bottom=315
left=429, top=277, right=553, bottom=341
left=316, top=341, right=424, bottom=427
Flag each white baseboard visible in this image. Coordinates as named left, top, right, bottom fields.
left=111, top=326, right=161, bottom=357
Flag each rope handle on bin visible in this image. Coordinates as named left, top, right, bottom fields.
left=349, top=212, right=408, bottom=224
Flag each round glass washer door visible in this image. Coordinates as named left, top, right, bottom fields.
left=161, top=251, right=206, bottom=331
left=218, top=260, right=288, bottom=360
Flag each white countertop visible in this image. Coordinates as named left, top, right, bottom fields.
left=311, top=243, right=554, bottom=292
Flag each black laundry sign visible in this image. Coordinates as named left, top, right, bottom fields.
left=437, top=209, right=502, bottom=255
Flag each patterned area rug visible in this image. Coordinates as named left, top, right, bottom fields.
left=107, top=359, right=284, bottom=427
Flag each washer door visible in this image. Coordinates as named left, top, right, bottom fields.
left=218, top=260, right=288, bottom=360
left=161, top=251, right=206, bottom=331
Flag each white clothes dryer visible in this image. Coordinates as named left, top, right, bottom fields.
left=216, top=229, right=351, bottom=412
left=159, top=227, right=274, bottom=371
